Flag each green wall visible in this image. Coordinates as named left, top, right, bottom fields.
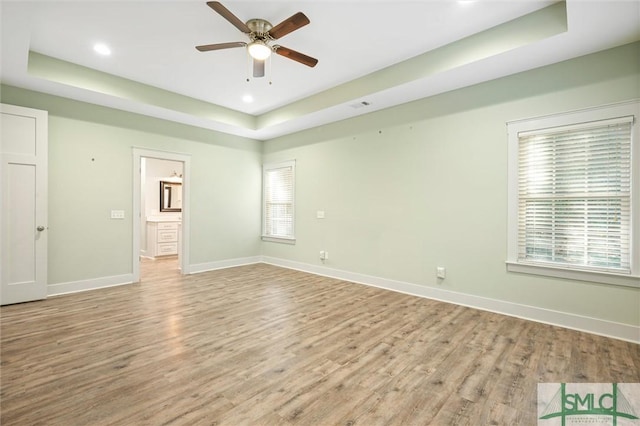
left=0, top=86, right=263, bottom=284
left=261, top=42, right=640, bottom=327
left=2, top=41, right=638, bottom=330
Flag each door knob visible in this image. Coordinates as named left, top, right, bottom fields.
left=36, top=226, right=45, bottom=232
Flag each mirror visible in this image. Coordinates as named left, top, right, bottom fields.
left=160, top=181, right=182, bottom=212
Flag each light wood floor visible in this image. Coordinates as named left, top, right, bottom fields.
left=1, top=258, right=638, bottom=425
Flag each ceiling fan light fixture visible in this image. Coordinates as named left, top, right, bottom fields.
left=247, top=41, right=272, bottom=60
left=196, top=3, right=318, bottom=70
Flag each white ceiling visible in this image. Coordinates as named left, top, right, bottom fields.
left=1, top=1, right=639, bottom=140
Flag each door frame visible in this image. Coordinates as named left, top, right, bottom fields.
left=132, top=148, right=191, bottom=282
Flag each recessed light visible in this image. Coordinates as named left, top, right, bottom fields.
left=93, top=43, right=111, bottom=56
left=242, top=94, right=254, bottom=103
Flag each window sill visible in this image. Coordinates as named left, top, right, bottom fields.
left=262, top=236, right=296, bottom=245
left=506, top=261, right=639, bottom=288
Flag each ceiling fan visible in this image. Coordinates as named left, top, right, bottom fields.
left=196, top=1, right=318, bottom=78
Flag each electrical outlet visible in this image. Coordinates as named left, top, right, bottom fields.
left=436, top=267, right=446, bottom=279
left=111, top=210, right=125, bottom=219
left=320, top=251, right=329, bottom=261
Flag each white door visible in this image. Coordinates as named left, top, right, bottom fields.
left=1, top=104, right=48, bottom=305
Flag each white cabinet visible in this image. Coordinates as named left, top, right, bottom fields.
left=146, top=221, right=180, bottom=257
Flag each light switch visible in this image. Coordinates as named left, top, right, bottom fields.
left=317, top=210, right=325, bottom=219
left=111, top=210, right=125, bottom=219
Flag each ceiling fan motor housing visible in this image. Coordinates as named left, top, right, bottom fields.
left=247, top=19, right=273, bottom=40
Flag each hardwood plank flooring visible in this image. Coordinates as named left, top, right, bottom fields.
left=1, top=258, right=638, bottom=425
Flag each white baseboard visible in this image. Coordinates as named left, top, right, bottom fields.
left=189, top=256, right=263, bottom=274
left=46, top=256, right=261, bottom=297
left=261, top=256, right=640, bottom=344
left=48, top=274, right=134, bottom=297
left=45, top=256, right=639, bottom=343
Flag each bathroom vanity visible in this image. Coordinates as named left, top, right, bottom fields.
left=146, top=219, right=180, bottom=257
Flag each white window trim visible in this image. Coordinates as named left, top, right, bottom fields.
left=261, top=236, right=296, bottom=245
left=262, top=160, right=296, bottom=244
left=506, top=100, right=640, bottom=288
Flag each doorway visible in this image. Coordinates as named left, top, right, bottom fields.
left=132, top=148, right=191, bottom=283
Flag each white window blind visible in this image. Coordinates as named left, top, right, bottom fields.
left=263, top=161, right=295, bottom=241
left=517, top=117, right=633, bottom=273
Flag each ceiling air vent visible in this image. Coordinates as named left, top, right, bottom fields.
left=349, top=101, right=371, bottom=109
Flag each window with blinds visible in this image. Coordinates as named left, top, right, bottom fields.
left=262, top=161, right=295, bottom=242
left=507, top=101, right=639, bottom=287
left=517, top=118, right=632, bottom=273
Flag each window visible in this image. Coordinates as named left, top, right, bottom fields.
left=507, top=101, right=639, bottom=287
left=262, top=160, right=295, bottom=243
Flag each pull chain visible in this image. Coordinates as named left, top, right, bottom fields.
left=246, top=52, right=251, bottom=82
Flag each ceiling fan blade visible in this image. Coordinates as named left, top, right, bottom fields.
left=196, top=41, right=246, bottom=52
left=268, top=12, right=310, bottom=39
left=274, top=46, right=318, bottom=68
left=207, top=1, right=251, bottom=33
left=253, top=59, right=265, bottom=78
